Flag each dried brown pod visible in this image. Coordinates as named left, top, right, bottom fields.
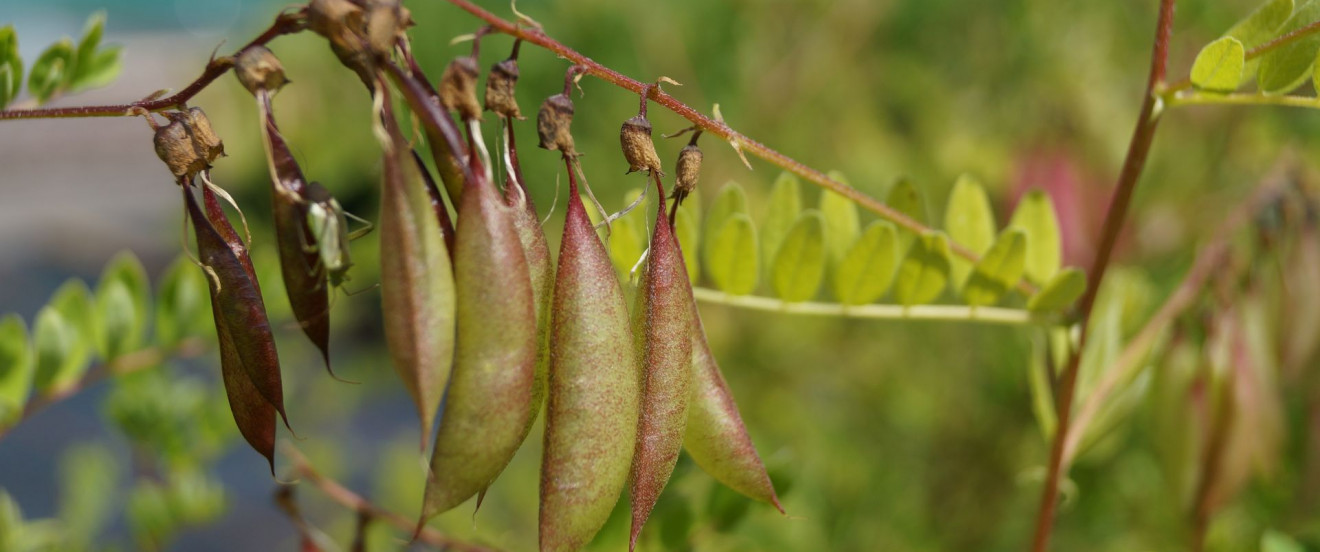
left=536, top=65, right=585, bottom=154
left=182, top=107, right=225, bottom=165
left=307, top=0, right=363, bottom=41
left=439, top=56, right=482, bottom=122
left=484, top=41, right=522, bottom=119
left=234, top=45, right=288, bottom=95
left=364, top=0, right=412, bottom=56
left=154, top=120, right=203, bottom=177
left=672, top=129, right=703, bottom=210
left=620, top=85, right=663, bottom=176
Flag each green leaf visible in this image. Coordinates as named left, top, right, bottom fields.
left=71, top=12, right=104, bottom=84
left=1226, top=0, right=1294, bottom=49
left=1261, top=529, right=1305, bottom=552
left=1028, top=334, right=1057, bottom=440
left=833, top=221, right=900, bottom=305
left=821, top=170, right=861, bottom=263
left=893, top=231, right=951, bottom=306
left=707, top=214, right=759, bottom=295
left=1009, top=190, right=1061, bottom=285
left=59, top=443, right=120, bottom=547
left=761, top=172, right=802, bottom=274
left=771, top=210, right=827, bottom=302
left=95, top=252, right=150, bottom=359
left=963, top=229, right=1027, bottom=307
left=703, top=182, right=749, bottom=273
left=944, top=174, right=997, bottom=287
left=0, top=315, right=32, bottom=428
left=609, top=215, right=645, bottom=282
left=886, top=176, right=926, bottom=251
left=673, top=203, right=700, bottom=282
left=155, top=256, right=209, bottom=348
left=1191, top=37, right=1246, bottom=92
left=1028, top=268, right=1088, bottom=312
left=74, top=46, right=122, bottom=92
left=32, top=307, right=81, bottom=395
left=1257, top=0, right=1320, bottom=94
left=0, top=26, right=22, bottom=108
left=28, top=38, right=74, bottom=103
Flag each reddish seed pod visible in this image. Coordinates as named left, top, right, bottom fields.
left=502, top=122, right=552, bottom=438
left=234, top=45, right=288, bottom=95
left=484, top=57, right=522, bottom=119
left=439, top=56, right=482, bottom=122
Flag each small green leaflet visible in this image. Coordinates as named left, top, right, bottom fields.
left=707, top=214, right=759, bottom=295
left=944, top=174, right=997, bottom=288
left=1191, top=37, right=1246, bottom=92
left=0, top=315, right=32, bottom=428
left=886, top=177, right=926, bottom=251
left=893, top=232, right=951, bottom=306
left=673, top=204, right=700, bottom=282
left=28, top=39, right=73, bottom=103
left=963, top=229, right=1027, bottom=307
left=761, top=173, right=802, bottom=275
left=32, top=307, right=81, bottom=395
left=0, top=26, right=22, bottom=109
left=832, top=221, right=899, bottom=306
left=95, top=252, right=151, bottom=361
left=1028, top=268, right=1087, bottom=312
left=821, top=170, right=860, bottom=263
left=1009, top=190, right=1061, bottom=285
left=1226, top=0, right=1294, bottom=49
left=155, top=256, right=210, bottom=348
left=1261, top=529, right=1305, bottom=552
left=1257, top=0, right=1320, bottom=94
left=771, top=210, right=827, bottom=302
left=704, top=182, right=749, bottom=279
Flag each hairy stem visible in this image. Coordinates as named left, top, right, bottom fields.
left=1030, top=0, right=1177, bottom=550
left=692, top=287, right=1043, bottom=325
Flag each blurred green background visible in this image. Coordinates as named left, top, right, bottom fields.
left=3, top=0, right=1320, bottom=550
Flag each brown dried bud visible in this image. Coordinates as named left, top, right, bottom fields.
left=620, top=115, right=662, bottom=175
left=439, top=56, right=482, bottom=121
left=536, top=93, right=575, bottom=154
left=484, top=58, right=521, bottom=119
left=365, top=0, right=413, bottom=57
left=184, top=107, right=226, bottom=165
left=673, top=143, right=702, bottom=202
left=234, top=46, right=288, bottom=95
left=307, top=0, right=364, bottom=42
left=154, top=120, right=204, bottom=177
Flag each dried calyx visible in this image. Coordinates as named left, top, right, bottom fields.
left=537, top=65, right=586, bottom=155
left=620, top=83, right=663, bottom=176
left=306, top=0, right=412, bottom=83
left=235, top=45, right=288, bottom=95
left=668, top=126, right=703, bottom=212
left=439, top=27, right=490, bottom=122
left=484, top=40, right=523, bottom=120
left=152, top=107, right=225, bottom=178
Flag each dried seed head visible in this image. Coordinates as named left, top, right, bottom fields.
left=536, top=93, right=575, bottom=154
left=365, top=0, right=413, bottom=57
left=674, top=143, right=702, bottom=201
left=484, top=58, right=522, bottom=119
left=234, top=46, right=288, bottom=95
left=307, top=0, right=364, bottom=43
left=154, top=120, right=204, bottom=177
left=184, top=107, right=226, bottom=164
left=439, top=56, right=482, bottom=121
left=620, top=115, right=662, bottom=176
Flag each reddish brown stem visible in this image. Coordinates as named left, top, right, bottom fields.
left=1029, top=1, right=1177, bottom=550
left=0, top=11, right=305, bottom=120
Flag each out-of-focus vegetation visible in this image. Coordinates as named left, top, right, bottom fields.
left=4, top=0, right=1320, bottom=550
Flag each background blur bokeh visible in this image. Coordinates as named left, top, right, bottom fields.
left=2, top=0, right=1319, bottom=550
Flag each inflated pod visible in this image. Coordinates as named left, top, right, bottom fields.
left=502, top=122, right=552, bottom=437
left=378, top=98, right=456, bottom=451
left=421, top=132, right=538, bottom=518
left=386, top=62, right=470, bottom=207
left=629, top=178, right=695, bottom=551
left=684, top=306, right=783, bottom=512
left=539, top=158, right=639, bottom=552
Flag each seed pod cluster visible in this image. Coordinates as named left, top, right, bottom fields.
left=152, top=108, right=224, bottom=178
left=234, top=45, right=288, bottom=95
left=439, top=55, right=482, bottom=122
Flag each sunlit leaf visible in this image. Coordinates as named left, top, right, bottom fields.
left=70, top=12, right=103, bottom=86
left=0, top=315, right=32, bottom=428
left=893, top=231, right=951, bottom=306
left=703, top=182, right=748, bottom=274
left=886, top=176, right=926, bottom=251
left=96, top=252, right=151, bottom=361
left=0, top=26, right=22, bottom=108
left=761, top=172, right=802, bottom=274
left=49, top=279, right=95, bottom=368
left=1226, top=0, right=1294, bottom=49
left=1009, top=189, right=1061, bottom=285
left=32, top=307, right=80, bottom=395
left=155, top=256, right=210, bottom=348
left=962, top=229, right=1027, bottom=306
left=822, top=170, right=860, bottom=262
left=1027, top=268, right=1087, bottom=312
left=1261, top=529, right=1305, bottom=552
left=771, top=210, right=826, bottom=302
left=1192, top=37, right=1246, bottom=92
left=1257, top=0, right=1320, bottom=94
left=707, top=214, right=759, bottom=295
left=833, top=221, right=899, bottom=305
left=944, top=174, right=996, bottom=287
left=28, top=39, right=73, bottom=103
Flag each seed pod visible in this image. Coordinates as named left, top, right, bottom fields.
left=439, top=56, right=482, bottom=122
left=502, top=123, right=551, bottom=438
left=684, top=306, right=783, bottom=512
left=234, top=45, right=288, bottom=95
left=536, top=93, right=575, bottom=154
left=484, top=47, right=522, bottom=119
left=620, top=115, right=662, bottom=176
left=671, top=131, right=703, bottom=209
left=540, top=160, right=639, bottom=552
left=177, top=107, right=225, bottom=166
left=154, top=120, right=203, bottom=177
left=364, top=0, right=412, bottom=57
left=378, top=100, right=456, bottom=450
left=385, top=62, right=471, bottom=209
left=629, top=178, right=695, bottom=551
left=420, top=135, right=537, bottom=518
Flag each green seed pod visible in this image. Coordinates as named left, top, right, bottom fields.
left=540, top=162, right=639, bottom=552
left=153, top=120, right=202, bottom=177
left=485, top=56, right=522, bottom=119
left=379, top=102, right=456, bottom=450
left=421, top=156, right=538, bottom=518
left=439, top=56, right=482, bottom=122
left=684, top=306, right=783, bottom=512
left=502, top=124, right=552, bottom=438
left=234, top=45, right=288, bottom=95
left=629, top=179, right=695, bottom=551
left=620, top=115, right=662, bottom=176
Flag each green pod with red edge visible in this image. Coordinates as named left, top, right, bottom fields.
left=420, top=133, right=538, bottom=519
left=629, top=178, right=695, bottom=551
left=684, top=305, right=783, bottom=512
left=378, top=98, right=456, bottom=452
left=503, top=121, right=553, bottom=438
left=539, top=158, right=639, bottom=552
left=183, top=182, right=282, bottom=473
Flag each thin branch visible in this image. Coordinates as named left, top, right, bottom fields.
left=0, top=10, right=306, bottom=120
left=1169, top=91, right=1320, bottom=109
left=440, top=0, right=1037, bottom=296
left=1030, top=0, right=1177, bottom=550
left=282, top=444, right=499, bottom=552
left=692, top=287, right=1043, bottom=326
left=0, top=338, right=207, bottom=442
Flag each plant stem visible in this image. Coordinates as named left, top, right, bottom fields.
left=440, top=0, right=1035, bottom=295
left=1029, top=0, right=1176, bottom=550
left=0, top=10, right=305, bottom=120
left=692, top=287, right=1042, bottom=326
left=282, top=444, right=499, bottom=552
left=1169, top=91, right=1320, bottom=109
